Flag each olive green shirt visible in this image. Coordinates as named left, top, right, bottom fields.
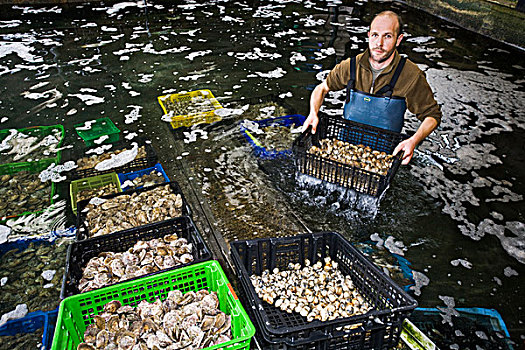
left=326, top=49, right=442, bottom=125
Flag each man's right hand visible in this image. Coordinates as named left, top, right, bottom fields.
left=302, top=113, right=320, bottom=134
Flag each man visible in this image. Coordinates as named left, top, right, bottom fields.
left=302, top=10, right=441, bottom=165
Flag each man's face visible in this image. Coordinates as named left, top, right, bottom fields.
left=367, top=15, right=404, bottom=64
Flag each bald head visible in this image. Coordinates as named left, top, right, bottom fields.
left=371, top=11, right=403, bottom=37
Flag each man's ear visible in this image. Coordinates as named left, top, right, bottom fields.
left=396, top=33, right=404, bottom=47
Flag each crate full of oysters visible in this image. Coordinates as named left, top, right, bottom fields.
left=76, top=182, right=190, bottom=241
left=230, top=232, right=418, bottom=349
left=61, top=216, right=212, bottom=298
left=292, top=113, right=408, bottom=197
left=52, top=260, right=255, bottom=350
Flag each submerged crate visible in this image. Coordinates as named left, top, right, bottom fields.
left=0, top=158, right=57, bottom=221
left=409, top=307, right=514, bottom=350
left=66, top=138, right=158, bottom=181
left=117, top=163, right=170, bottom=191
left=240, top=114, right=306, bottom=159
left=69, top=172, right=122, bottom=215
left=157, top=89, right=223, bottom=129
left=230, top=232, right=418, bottom=349
left=52, top=260, right=255, bottom=350
left=76, top=181, right=191, bottom=241
left=74, top=117, right=120, bottom=147
left=0, top=308, right=58, bottom=350
left=61, top=216, right=212, bottom=298
left=292, top=114, right=407, bottom=197
left=0, top=124, right=65, bottom=165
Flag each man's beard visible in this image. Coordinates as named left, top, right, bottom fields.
left=371, top=47, right=395, bottom=63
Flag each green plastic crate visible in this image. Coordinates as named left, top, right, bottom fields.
left=0, top=158, right=56, bottom=222
left=69, top=172, right=122, bottom=215
left=74, top=117, right=120, bottom=147
left=52, top=260, right=255, bottom=350
left=0, top=124, right=65, bottom=165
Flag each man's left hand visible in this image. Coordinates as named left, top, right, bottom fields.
left=393, top=137, right=417, bottom=165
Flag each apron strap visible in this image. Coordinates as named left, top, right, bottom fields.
left=375, top=57, right=407, bottom=98
left=345, top=57, right=357, bottom=103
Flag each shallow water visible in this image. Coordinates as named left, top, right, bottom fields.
left=0, top=0, right=523, bottom=346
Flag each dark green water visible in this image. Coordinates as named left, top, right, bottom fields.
left=0, top=0, right=523, bottom=347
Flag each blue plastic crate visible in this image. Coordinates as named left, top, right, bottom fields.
left=0, top=308, right=58, bottom=350
left=117, top=163, right=170, bottom=191
left=0, top=237, right=55, bottom=258
left=240, top=114, right=306, bottom=159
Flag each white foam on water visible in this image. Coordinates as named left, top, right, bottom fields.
left=66, top=108, right=77, bottom=116
left=94, top=135, right=109, bottom=144
left=0, top=42, right=43, bottom=63
left=69, top=93, right=104, bottom=106
left=39, top=161, right=77, bottom=183
left=0, top=304, right=28, bottom=327
left=450, top=258, right=473, bottom=269
left=125, top=132, right=138, bottom=140
left=410, top=270, right=429, bottom=296
left=86, top=144, right=112, bottom=155
left=105, top=1, right=144, bottom=16
left=12, top=5, right=61, bottom=14
left=384, top=236, right=406, bottom=256
left=370, top=233, right=384, bottom=248
left=0, top=117, right=7, bottom=123
left=437, top=295, right=459, bottom=326
left=124, top=105, right=142, bottom=124
left=261, top=37, right=276, bottom=48
left=138, top=73, right=154, bottom=83
left=43, top=283, right=54, bottom=289
left=214, top=108, right=245, bottom=117
left=503, top=266, right=518, bottom=277
left=406, top=36, right=435, bottom=44
left=41, top=269, right=56, bottom=281
left=279, top=92, right=292, bottom=99
left=5, top=200, right=68, bottom=238
left=179, top=74, right=205, bottom=81
left=0, top=225, right=10, bottom=244
left=255, top=67, right=286, bottom=78
left=185, top=50, right=212, bottom=61
left=222, top=15, right=243, bottom=23
left=0, top=20, right=22, bottom=28
left=0, top=277, right=7, bottom=286
left=95, top=142, right=138, bottom=171
left=101, top=26, right=118, bottom=32
left=275, top=29, right=297, bottom=38
left=290, top=52, right=306, bottom=65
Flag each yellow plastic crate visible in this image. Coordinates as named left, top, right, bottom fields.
left=157, top=89, right=223, bottom=129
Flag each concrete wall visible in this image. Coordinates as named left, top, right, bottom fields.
left=397, top=0, right=525, bottom=49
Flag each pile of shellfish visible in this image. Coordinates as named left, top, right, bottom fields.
left=308, top=139, right=394, bottom=175
left=0, top=240, right=68, bottom=314
left=76, top=146, right=147, bottom=170
left=122, top=169, right=166, bottom=191
left=0, top=328, right=44, bottom=350
left=250, top=257, right=372, bottom=322
left=0, top=172, right=52, bottom=218
left=163, top=96, right=215, bottom=116
left=260, top=125, right=298, bottom=152
left=78, top=234, right=194, bottom=293
left=77, top=183, right=120, bottom=203
left=77, top=290, right=232, bottom=350
left=82, top=185, right=183, bottom=238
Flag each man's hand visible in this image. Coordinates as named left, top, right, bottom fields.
left=302, top=113, right=320, bottom=134
left=393, top=137, right=417, bottom=165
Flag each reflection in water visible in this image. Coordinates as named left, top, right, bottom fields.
left=0, top=0, right=523, bottom=345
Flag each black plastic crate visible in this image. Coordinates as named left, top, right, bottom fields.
left=230, top=232, right=418, bottom=349
left=61, top=216, right=211, bottom=299
left=66, top=138, right=158, bottom=180
left=76, top=181, right=191, bottom=241
left=292, top=114, right=407, bottom=197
